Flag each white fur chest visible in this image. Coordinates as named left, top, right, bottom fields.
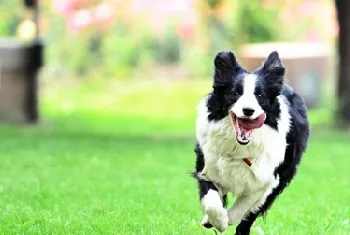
left=196, top=97, right=290, bottom=197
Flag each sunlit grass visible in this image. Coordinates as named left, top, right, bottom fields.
left=39, top=79, right=333, bottom=136
left=0, top=79, right=348, bottom=234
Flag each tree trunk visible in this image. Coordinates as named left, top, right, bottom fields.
left=335, top=0, right=350, bottom=126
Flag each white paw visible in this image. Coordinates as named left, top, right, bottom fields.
left=203, top=206, right=229, bottom=232
left=201, top=214, right=210, bottom=226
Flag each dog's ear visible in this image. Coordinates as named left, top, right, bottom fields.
left=263, top=51, right=285, bottom=79
left=263, top=51, right=285, bottom=96
left=213, top=50, right=241, bottom=89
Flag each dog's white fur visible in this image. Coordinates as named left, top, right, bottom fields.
left=196, top=74, right=291, bottom=231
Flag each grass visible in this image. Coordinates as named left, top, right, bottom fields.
left=0, top=80, right=349, bottom=234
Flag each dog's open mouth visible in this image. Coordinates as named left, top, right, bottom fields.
left=230, top=112, right=266, bottom=145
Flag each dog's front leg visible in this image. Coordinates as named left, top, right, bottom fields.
left=201, top=188, right=228, bottom=232
left=196, top=174, right=228, bottom=232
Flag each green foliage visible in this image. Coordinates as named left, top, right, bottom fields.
left=101, top=22, right=182, bottom=78
left=153, top=24, right=181, bottom=64
left=236, top=1, right=279, bottom=43
left=18, top=0, right=283, bottom=79
left=206, top=0, right=223, bottom=9
left=66, top=34, right=98, bottom=75
left=5, top=0, right=321, bottom=79
left=101, top=22, right=156, bottom=79
left=47, top=30, right=98, bottom=76
left=207, top=14, right=231, bottom=53
left=45, top=19, right=182, bottom=79
left=181, top=45, right=213, bottom=78
left=0, top=1, right=21, bottom=37
left=102, top=34, right=137, bottom=79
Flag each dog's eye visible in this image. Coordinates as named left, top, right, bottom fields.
left=256, top=92, right=263, bottom=98
left=230, top=90, right=240, bottom=96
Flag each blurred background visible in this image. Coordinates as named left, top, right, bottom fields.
left=0, top=0, right=349, bottom=234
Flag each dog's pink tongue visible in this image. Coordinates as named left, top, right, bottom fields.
left=239, top=113, right=266, bottom=131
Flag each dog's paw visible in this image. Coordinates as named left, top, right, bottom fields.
left=203, top=207, right=228, bottom=232
left=201, top=214, right=213, bottom=228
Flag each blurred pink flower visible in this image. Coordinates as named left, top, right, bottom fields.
left=95, top=2, right=114, bottom=24
left=68, top=9, right=94, bottom=32
left=58, top=0, right=198, bottom=37
left=304, top=30, right=322, bottom=42
left=129, top=0, right=196, bottom=37
left=52, top=0, right=75, bottom=15
left=177, top=23, right=195, bottom=41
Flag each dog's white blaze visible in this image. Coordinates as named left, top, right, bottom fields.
left=243, top=74, right=257, bottom=96
left=230, top=74, right=264, bottom=119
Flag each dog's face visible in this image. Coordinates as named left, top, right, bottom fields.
left=208, top=50, right=285, bottom=145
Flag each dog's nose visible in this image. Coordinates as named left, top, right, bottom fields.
left=243, top=108, right=255, bottom=117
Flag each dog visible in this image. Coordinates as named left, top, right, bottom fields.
left=193, top=50, right=310, bottom=235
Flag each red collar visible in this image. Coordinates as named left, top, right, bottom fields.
left=243, top=158, right=252, bottom=167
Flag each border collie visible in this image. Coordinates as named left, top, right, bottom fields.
left=193, top=50, right=310, bottom=235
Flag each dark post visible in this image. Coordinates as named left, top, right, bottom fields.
left=335, top=0, right=350, bottom=126
left=24, top=0, right=42, bottom=123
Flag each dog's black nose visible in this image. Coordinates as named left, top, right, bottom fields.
left=243, top=108, right=255, bottom=117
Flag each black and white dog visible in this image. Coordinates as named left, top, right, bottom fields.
left=193, top=50, right=310, bottom=234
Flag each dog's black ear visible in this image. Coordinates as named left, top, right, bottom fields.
left=213, top=50, right=241, bottom=88
left=263, top=51, right=285, bottom=96
left=263, top=51, right=285, bottom=78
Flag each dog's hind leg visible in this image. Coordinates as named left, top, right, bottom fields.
left=234, top=190, right=280, bottom=235
left=234, top=210, right=259, bottom=235
left=227, top=189, right=266, bottom=226
left=234, top=180, right=288, bottom=235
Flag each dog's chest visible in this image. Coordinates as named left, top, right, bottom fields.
left=202, top=145, right=267, bottom=196
left=198, top=118, right=280, bottom=196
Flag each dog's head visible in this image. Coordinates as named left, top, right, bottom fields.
left=207, top=50, right=285, bottom=145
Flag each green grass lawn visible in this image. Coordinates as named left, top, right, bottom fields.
left=0, top=80, right=349, bottom=234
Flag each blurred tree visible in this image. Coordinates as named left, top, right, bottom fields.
left=207, top=0, right=222, bottom=8
left=153, top=24, right=181, bottom=64
left=335, top=0, right=350, bottom=126
left=0, top=1, right=21, bottom=36
left=236, top=1, right=278, bottom=43
left=200, top=0, right=229, bottom=53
